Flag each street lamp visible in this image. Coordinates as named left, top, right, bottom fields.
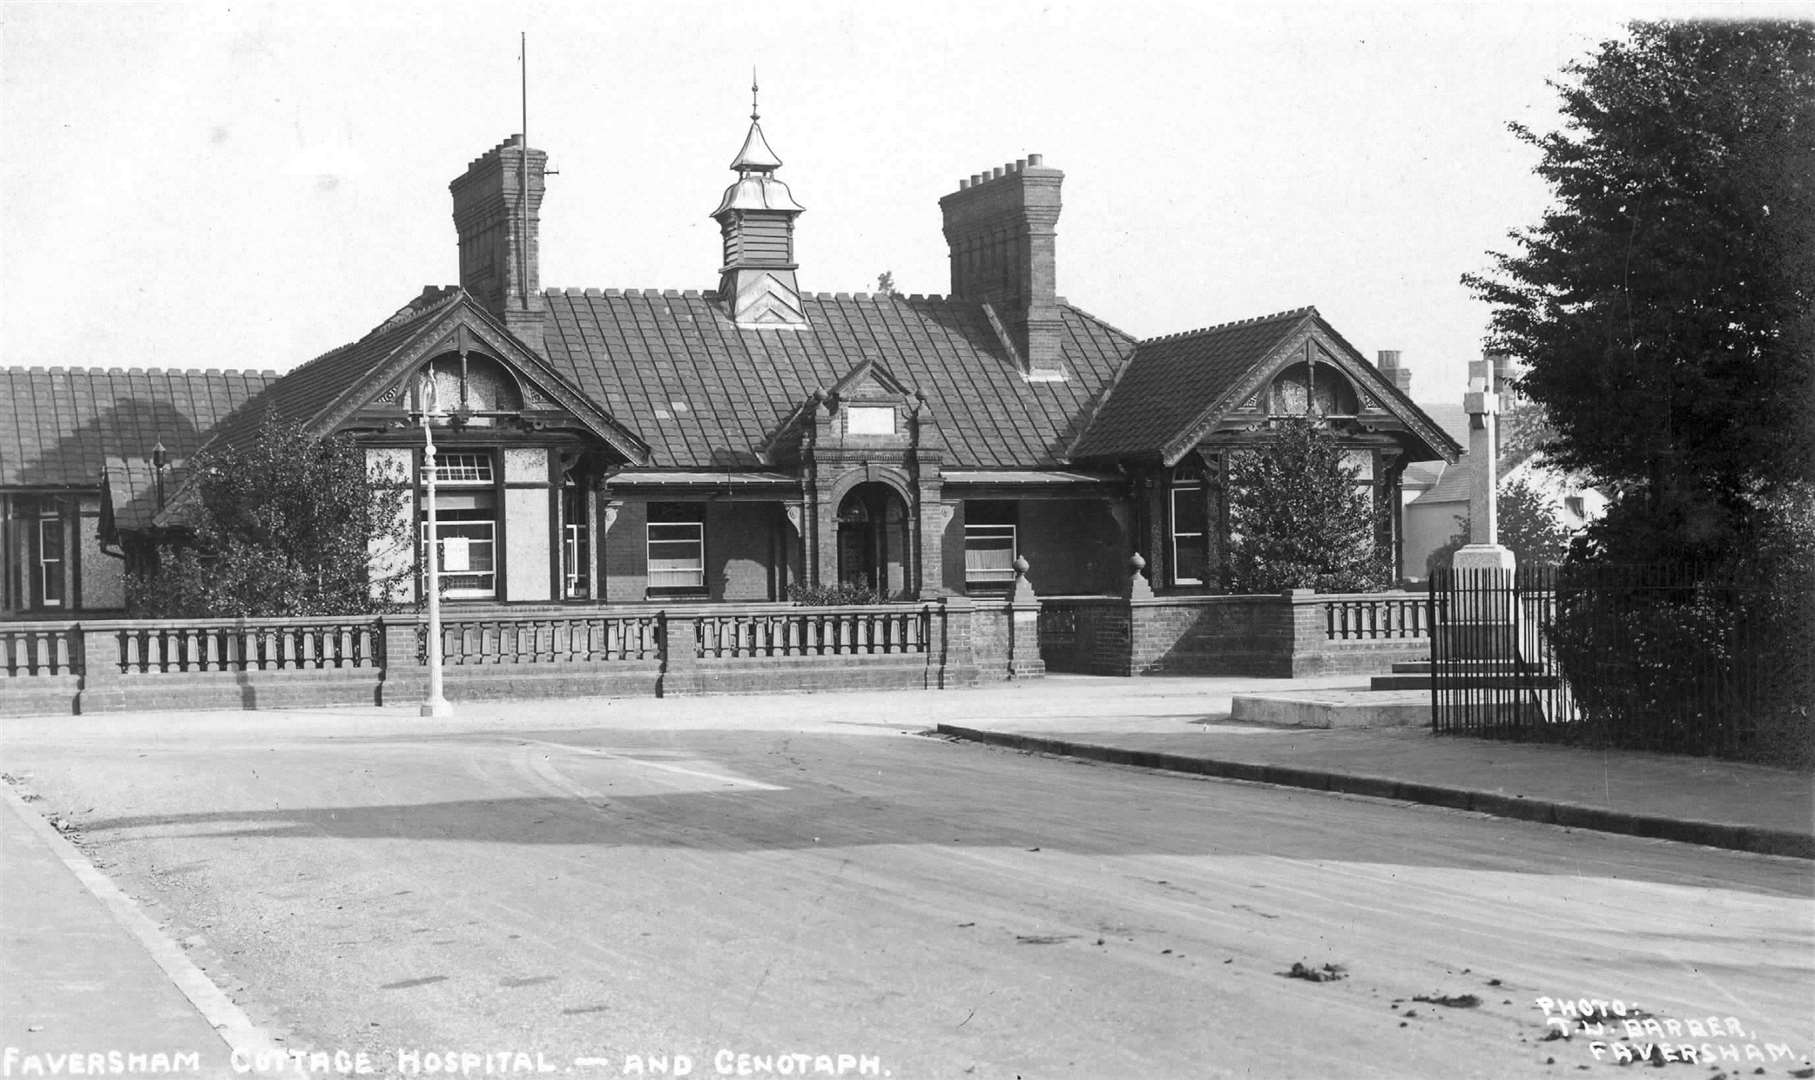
left=418, top=377, right=454, bottom=718
left=151, top=440, right=168, bottom=509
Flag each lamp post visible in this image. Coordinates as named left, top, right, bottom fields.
left=151, top=440, right=168, bottom=509
left=419, top=384, right=453, bottom=718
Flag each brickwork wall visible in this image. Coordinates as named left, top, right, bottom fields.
left=941, top=503, right=968, bottom=594
left=602, top=501, right=649, bottom=603
left=1127, top=597, right=1297, bottom=675
left=708, top=503, right=779, bottom=601
left=1038, top=599, right=1134, bottom=676
left=1039, top=594, right=1429, bottom=677
left=969, top=603, right=1012, bottom=678
left=1018, top=500, right=1123, bottom=596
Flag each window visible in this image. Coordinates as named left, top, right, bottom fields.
left=647, top=503, right=706, bottom=594
left=1343, top=450, right=1377, bottom=509
left=963, top=501, right=1018, bottom=589
left=1170, top=479, right=1207, bottom=586
left=421, top=452, right=496, bottom=599
left=562, top=484, right=589, bottom=599
left=846, top=406, right=896, bottom=436
left=37, top=515, right=64, bottom=608
left=433, top=452, right=494, bottom=484
left=422, top=496, right=497, bottom=599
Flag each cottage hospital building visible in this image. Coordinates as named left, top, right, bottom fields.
left=2, top=106, right=1458, bottom=620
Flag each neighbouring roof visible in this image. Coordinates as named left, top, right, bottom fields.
left=1069, top=306, right=1458, bottom=466
left=1402, top=402, right=1470, bottom=489
left=1071, top=308, right=1310, bottom=461
left=8, top=290, right=1468, bottom=499
left=1412, top=442, right=1548, bottom=506
left=100, top=458, right=181, bottom=534
left=1, top=366, right=275, bottom=489
left=195, top=286, right=468, bottom=457
left=539, top=289, right=1136, bottom=470
left=1420, top=402, right=1470, bottom=446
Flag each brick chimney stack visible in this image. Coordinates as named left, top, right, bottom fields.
left=1376, top=350, right=1413, bottom=395
left=940, top=156, right=1065, bottom=381
left=450, top=134, right=547, bottom=353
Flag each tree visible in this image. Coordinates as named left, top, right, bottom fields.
left=875, top=270, right=898, bottom=296
left=129, top=416, right=412, bottom=617
left=1426, top=477, right=1577, bottom=577
left=1225, top=418, right=1391, bottom=592
left=1462, top=21, right=1815, bottom=564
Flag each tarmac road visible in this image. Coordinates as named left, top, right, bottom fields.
left=4, top=702, right=1811, bottom=1080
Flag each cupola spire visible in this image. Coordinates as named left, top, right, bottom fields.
left=712, top=76, right=807, bottom=329
left=730, top=71, right=784, bottom=173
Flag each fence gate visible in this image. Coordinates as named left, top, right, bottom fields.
left=1430, top=565, right=1575, bottom=739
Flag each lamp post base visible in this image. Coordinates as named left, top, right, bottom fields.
left=420, top=698, right=454, bottom=718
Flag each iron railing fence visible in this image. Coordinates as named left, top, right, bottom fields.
left=1432, top=563, right=1802, bottom=760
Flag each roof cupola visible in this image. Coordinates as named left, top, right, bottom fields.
left=711, top=78, right=807, bottom=328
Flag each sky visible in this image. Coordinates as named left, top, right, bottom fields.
left=2, top=0, right=1807, bottom=405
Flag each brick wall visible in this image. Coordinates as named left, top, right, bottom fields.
left=602, top=501, right=649, bottom=603
left=708, top=502, right=779, bottom=601
left=1040, top=592, right=1429, bottom=677
left=1018, top=499, right=1124, bottom=596
left=946, top=498, right=1123, bottom=598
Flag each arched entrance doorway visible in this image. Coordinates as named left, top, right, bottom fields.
left=836, top=482, right=910, bottom=598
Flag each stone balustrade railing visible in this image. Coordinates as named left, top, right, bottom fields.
left=0, top=596, right=1028, bottom=716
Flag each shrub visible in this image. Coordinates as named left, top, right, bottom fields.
left=786, top=581, right=886, bottom=606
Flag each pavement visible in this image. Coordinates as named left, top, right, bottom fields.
left=1, top=781, right=285, bottom=1078
left=2, top=671, right=1811, bottom=1069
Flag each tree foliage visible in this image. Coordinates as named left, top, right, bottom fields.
left=1225, top=418, right=1391, bottom=593
left=1462, top=20, right=1815, bottom=562
left=1426, top=477, right=1577, bottom=577
left=129, top=416, right=412, bottom=617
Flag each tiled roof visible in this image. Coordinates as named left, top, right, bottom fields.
left=197, top=286, right=468, bottom=456
left=1069, top=308, right=1315, bottom=461
left=539, top=289, right=1136, bottom=470
left=1415, top=455, right=1475, bottom=505
left=1419, top=402, right=1471, bottom=446
left=1, top=367, right=275, bottom=489
left=100, top=459, right=178, bottom=533
left=1409, top=407, right=1546, bottom=507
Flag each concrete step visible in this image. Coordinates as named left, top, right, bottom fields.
left=1231, top=689, right=1426, bottom=729
left=1372, top=674, right=1561, bottom=691
left=1370, top=674, right=1429, bottom=690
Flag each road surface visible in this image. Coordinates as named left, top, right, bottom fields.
left=3, top=701, right=1810, bottom=1079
